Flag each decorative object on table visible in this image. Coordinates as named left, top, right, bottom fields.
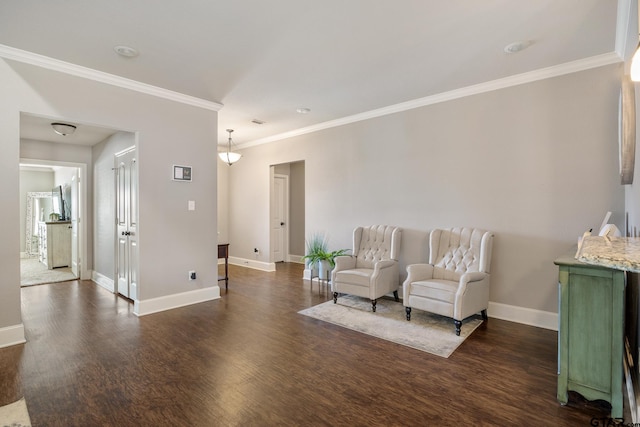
left=49, top=212, right=60, bottom=221
left=298, top=294, right=482, bottom=358
left=403, top=227, right=494, bottom=336
left=301, top=233, right=348, bottom=280
left=331, top=225, right=402, bottom=312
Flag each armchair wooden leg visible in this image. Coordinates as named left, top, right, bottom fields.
left=371, top=299, right=377, bottom=312
left=481, top=309, right=488, bottom=320
left=454, top=320, right=462, bottom=336
left=393, top=290, right=399, bottom=301
left=333, top=292, right=338, bottom=304
left=405, top=307, right=411, bottom=321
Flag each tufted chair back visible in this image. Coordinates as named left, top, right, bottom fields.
left=429, top=227, right=493, bottom=282
left=353, top=225, right=401, bottom=269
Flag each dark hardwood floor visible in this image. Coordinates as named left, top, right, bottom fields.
left=0, top=262, right=625, bottom=426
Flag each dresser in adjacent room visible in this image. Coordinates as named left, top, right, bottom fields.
left=38, top=221, right=72, bottom=269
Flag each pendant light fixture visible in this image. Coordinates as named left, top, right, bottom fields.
left=218, top=129, right=242, bottom=165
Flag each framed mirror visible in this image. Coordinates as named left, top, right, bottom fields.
left=619, top=74, right=636, bottom=185
left=25, top=191, right=52, bottom=257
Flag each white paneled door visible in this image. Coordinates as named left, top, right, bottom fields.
left=271, top=174, right=288, bottom=263
left=115, top=146, right=138, bottom=300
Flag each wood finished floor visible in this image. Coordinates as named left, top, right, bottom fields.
left=0, top=262, right=624, bottom=426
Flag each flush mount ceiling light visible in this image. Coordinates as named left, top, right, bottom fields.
left=503, top=40, right=533, bottom=54
left=218, top=129, right=242, bottom=165
left=296, top=107, right=311, bottom=114
left=51, top=122, right=77, bottom=136
left=114, top=45, right=139, bottom=58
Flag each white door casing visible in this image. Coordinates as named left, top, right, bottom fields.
left=115, top=146, right=138, bottom=300
left=70, top=171, right=79, bottom=277
left=271, top=173, right=289, bottom=263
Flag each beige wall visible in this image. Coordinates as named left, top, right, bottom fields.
left=228, top=63, right=624, bottom=314
left=0, top=58, right=218, bottom=334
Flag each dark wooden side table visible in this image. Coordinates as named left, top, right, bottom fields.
left=218, top=243, right=229, bottom=290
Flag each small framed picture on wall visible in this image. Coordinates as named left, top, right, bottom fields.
left=173, top=165, right=192, bottom=182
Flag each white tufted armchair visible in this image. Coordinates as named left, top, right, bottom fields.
left=403, top=227, right=494, bottom=335
left=331, top=225, right=402, bottom=312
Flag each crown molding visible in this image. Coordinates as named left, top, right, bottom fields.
left=0, top=44, right=223, bottom=112
left=242, top=52, right=623, bottom=149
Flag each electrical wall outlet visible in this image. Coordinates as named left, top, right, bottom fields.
left=189, top=271, right=196, bottom=280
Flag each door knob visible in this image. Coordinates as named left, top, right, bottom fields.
left=280, top=222, right=285, bottom=226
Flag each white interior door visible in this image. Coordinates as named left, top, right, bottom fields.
left=70, top=170, right=80, bottom=277
left=115, top=147, right=138, bottom=300
left=271, top=174, right=288, bottom=263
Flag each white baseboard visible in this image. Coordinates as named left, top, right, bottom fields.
left=229, top=256, right=276, bottom=272
left=488, top=301, right=558, bottom=331
left=91, top=270, right=115, bottom=293
left=0, top=324, right=26, bottom=348
left=134, top=286, right=221, bottom=317
left=288, top=254, right=305, bottom=264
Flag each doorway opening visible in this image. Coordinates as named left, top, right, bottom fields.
left=19, top=161, right=85, bottom=286
left=269, top=161, right=305, bottom=264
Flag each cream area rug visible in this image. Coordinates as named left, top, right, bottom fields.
left=0, top=398, right=32, bottom=427
left=20, top=257, right=77, bottom=287
left=299, top=294, right=483, bottom=358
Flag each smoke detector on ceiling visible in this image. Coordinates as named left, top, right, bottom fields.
left=114, top=45, right=139, bottom=58
left=503, top=40, right=533, bottom=54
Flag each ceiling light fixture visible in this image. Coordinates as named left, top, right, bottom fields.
left=114, top=45, right=139, bottom=58
left=218, top=129, right=242, bottom=165
left=296, top=107, right=311, bottom=114
left=51, top=122, right=77, bottom=136
left=503, top=40, right=533, bottom=54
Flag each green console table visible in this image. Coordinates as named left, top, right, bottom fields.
left=554, top=252, right=625, bottom=419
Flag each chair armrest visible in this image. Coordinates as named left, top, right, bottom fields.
left=333, top=255, right=356, bottom=272
left=403, top=264, right=434, bottom=301
left=457, top=271, right=489, bottom=296
left=373, top=259, right=397, bottom=271
left=405, top=263, right=434, bottom=282
left=460, top=271, right=486, bottom=285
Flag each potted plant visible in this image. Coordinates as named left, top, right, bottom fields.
left=302, top=233, right=349, bottom=280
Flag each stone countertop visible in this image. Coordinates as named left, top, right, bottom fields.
left=576, top=236, right=640, bottom=273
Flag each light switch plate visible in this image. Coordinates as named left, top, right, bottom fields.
left=188, top=200, right=195, bottom=211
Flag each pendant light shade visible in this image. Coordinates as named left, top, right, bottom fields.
left=219, top=129, right=242, bottom=165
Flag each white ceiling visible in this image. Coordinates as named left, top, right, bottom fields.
left=0, top=1, right=628, bottom=147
